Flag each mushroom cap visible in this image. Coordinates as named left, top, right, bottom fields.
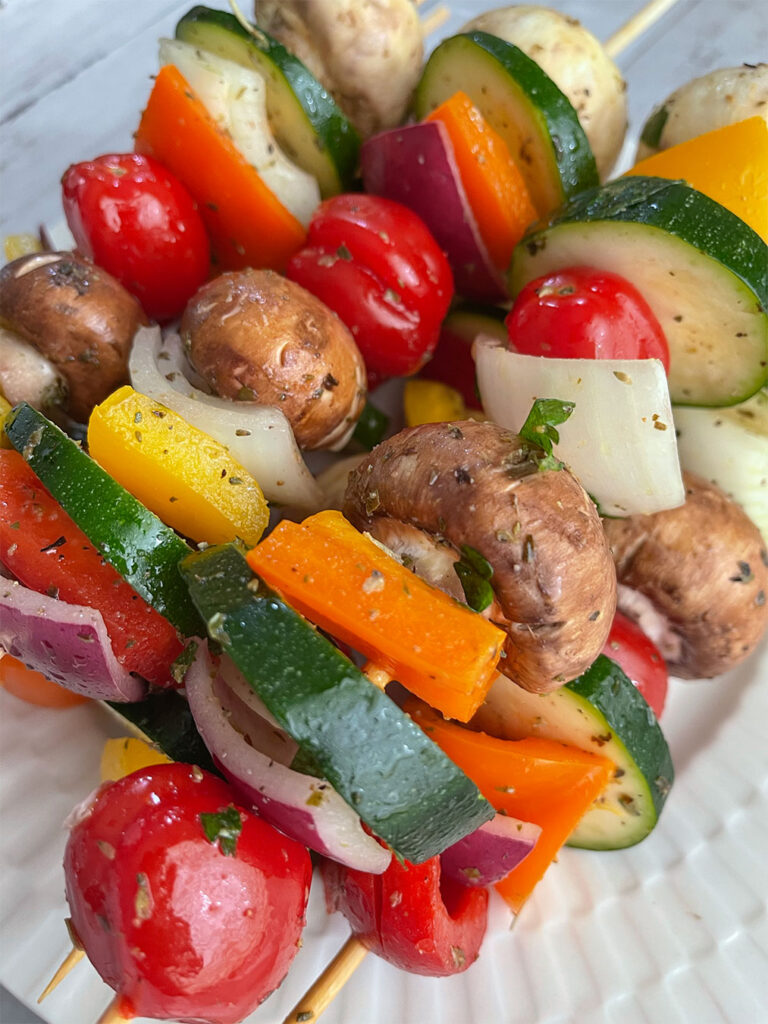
left=344, top=420, right=616, bottom=692
left=603, top=472, right=768, bottom=679
left=0, top=252, right=146, bottom=423
left=460, top=5, right=628, bottom=178
left=254, top=0, right=424, bottom=137
left=181, top=269, right=366, bottom=451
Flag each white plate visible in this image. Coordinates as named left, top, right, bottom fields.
left=2, top=2, right=767, bottom=1023
left=2, top=639, right=767, bottom=1024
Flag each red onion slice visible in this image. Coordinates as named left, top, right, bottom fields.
left=441, top=813, right=541, bottom=887
left=185, top=643, right=391, bottom=874
left=0, top=580, right=146, bottom=702
left=361, top=121, right=507, bottom=302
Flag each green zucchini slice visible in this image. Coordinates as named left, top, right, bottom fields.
left=180, top=543, right=494, bottom=863
left=175, top=6, right=360, bottom=196
left=3, top=403, right=202, bottom=637
left=413, top=31, right=598, bottom=217
left=472, top=656, right=674, bottom=850
left=509, top=176, right=768, bottom=407
left=105, top=689, right=218, bottom=775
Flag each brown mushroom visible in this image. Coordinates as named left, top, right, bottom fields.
left=0, top=326, right=68, bottom=416
left=0, top=252, right=146, bottom=423
left=181, top=268, right=366, bottom=451
left=343, top=420, right=617, bottom=692
left=603, top=472, right=768, bottom=679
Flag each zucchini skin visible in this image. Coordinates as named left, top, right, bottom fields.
left=513, top=176, right=768, bottom=310
left=4, top=403, right=202, bottom=637
left=176, top=6, right=360, bottom=195
left=106, top=690, right=218, bottom=775
left=181, top=543, right=494, bottom=863
left=414, top=31, right=598, bottom=209
left=565, top=656, right=674, bottom=849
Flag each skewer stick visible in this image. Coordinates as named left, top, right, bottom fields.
left=281, top=936, right=370, bottom=1024
left=37, top=947, right=85, bottom=1003
left=279, top=0, right=685, bottom=1017
left=604, top=0, right=681, bottom=58
left=96, top=997, right=128, bottom=1024
left=421, top=5, right=450, bottom=38
left=46, top=1, right=683, bottom=1019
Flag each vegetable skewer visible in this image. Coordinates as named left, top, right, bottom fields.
left=271, top=0, right=689, bottom=1019
left=32, top=0, right=688, bottom=1020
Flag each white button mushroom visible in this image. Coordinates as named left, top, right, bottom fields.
left=254, top=0, right=424, bottom=137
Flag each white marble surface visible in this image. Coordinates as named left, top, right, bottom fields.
left=0, top=2, right=766, bottom=1023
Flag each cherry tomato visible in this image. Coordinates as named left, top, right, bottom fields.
left=602, top=611, right=668, bottom=719
left=506, top=267, right=670, bottom=373
left=65, top=763, right=311, bottom=1024
left=61, top=153, right=210, bottom=322
left=322, top=849, right=488, bottom=976
left=287, top=194, right=453, bottom=387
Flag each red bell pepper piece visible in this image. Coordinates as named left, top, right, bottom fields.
left=323, top=852, right=488, bottom=976
left=0, top=450, right=183, bottom=687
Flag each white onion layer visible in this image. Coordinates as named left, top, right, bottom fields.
left=475, top=336, right=685, bottom=516
left=129, top=326, right=326, bottom=510
left=158, top=38, right=320, bottom=227
left=674, top=391, right=768, bottom=543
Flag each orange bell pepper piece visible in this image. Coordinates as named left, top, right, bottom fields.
left=135, top=64, right=306, bottom=272
left=407, top=700, right=614, bottom=914
left=0, top=653, right=88, bottom=709
left=246, top=510, right=505, bottom=723
left=426, top=91, right=537, bottom=269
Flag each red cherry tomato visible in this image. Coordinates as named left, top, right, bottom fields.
left=506, top=267, right=670, bottom=373
left=602, top=611, right=668, bottom=719
left=61, top=153, right=210, bottom=322
left=64, top=763, right=311, bottom=1024
left=287, top=194, right=453, bottom=387
left=322, top=849, right=488, bottom=976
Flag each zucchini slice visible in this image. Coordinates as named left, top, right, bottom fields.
left=472, top=656, right=674, bottom=850
left=104, top=690, right=218, bottom=776
left=413, top=31, right=598, bottom=217
left=175, top=6, right=360, bottom=197
left=3, top=403, right=202, bottom=637
left=180, top=543, right=494, bottom=862
left=509, top=176, right=768, bottom=407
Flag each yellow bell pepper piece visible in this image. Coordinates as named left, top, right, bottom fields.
left=404, top=379, right=469, bottom=427
left=0, top=393, right=13, bottom=448
left=100, top=736, right=172, bottom=782
left=3, top=233, right=42, bottom=262
left=88, top=385, right=268, bottom=547
left=626, top=116, right=768, bottom=242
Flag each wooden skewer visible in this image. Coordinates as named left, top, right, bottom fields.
left=421, top=5, right=450, bottom=38
left=37, top=947, right=85, bottom=1003
left=604, top=0, right=681, bottom=58
left=281, top=936, right=370, bottom=1024
left=41, top=1, right=683, bottom=1018
left=278, top=0, right=685, bottom=1017
left=96, top=997, right=128, bottom=1024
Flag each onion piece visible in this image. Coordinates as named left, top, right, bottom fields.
left=0, top=579, right=146, bottom=701
left=361, top=122, right=507, bottom=302
left=185, top=642, right=391, bottom=873
left=673, top=390, right=768, bottom=543
left=441, top=813, right=541, bottom=888
left=475, top=336, right=685, bottom=516
left=158, top=38, right=321, bottom=228
left=129, top=326, right=325, bottom=510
